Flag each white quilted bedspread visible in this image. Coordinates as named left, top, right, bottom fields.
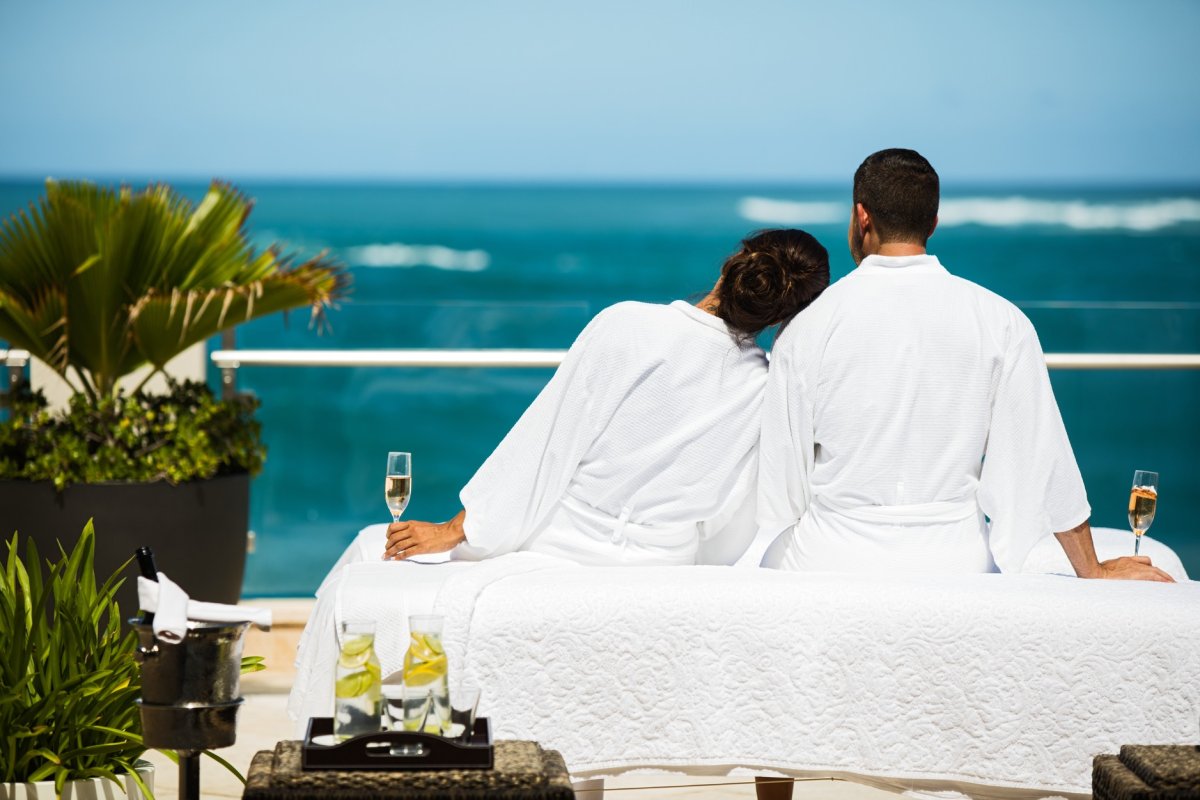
left=289, top=529, right=1198, bottom=797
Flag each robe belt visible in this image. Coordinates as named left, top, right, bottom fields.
left=812, top=495, right=979, bottom=525
left=560, top=494, right=699, bottom=548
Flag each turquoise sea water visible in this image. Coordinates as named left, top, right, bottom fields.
left=1, top=181, right=1198, bottom=591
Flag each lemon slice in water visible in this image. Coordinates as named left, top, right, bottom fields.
left=335, top=670, right=375, bottom=699
left=403, top=656, right=447, bottom=686
left=339, top=635, right=374, bottom=668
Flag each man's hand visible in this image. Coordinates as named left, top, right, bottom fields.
left=1096, top=555, right=1175, bottom=583
left=1055, top=520, right=1175, bottom=582
left=384, top=510, right=467, bottom=560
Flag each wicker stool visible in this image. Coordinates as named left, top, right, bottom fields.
left=244, top=740, right=574, bottom=800
left=1093, top=745, right=1200, bottom=800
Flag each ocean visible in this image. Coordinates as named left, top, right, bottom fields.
left=1, top=181, right=1197, bottom=592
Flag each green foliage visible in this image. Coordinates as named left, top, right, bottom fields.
left=0, top=179, right=348, bottom=402
left=0, top=522, right=147, bottom=793
left=0, top=523, right=265, bottom=795
left=0, top=380, right=264, bottom=489
left=241, top=656, right=266, bottom=675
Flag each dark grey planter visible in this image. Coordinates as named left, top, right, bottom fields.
left=0, top=473, right=250, bottom=619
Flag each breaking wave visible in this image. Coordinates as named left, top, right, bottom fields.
left=739, top=196, right=1200, bottom=232
left=738, top=197, right=844, bottom=225
left=938, top=197, right=1200, bottom=231
left=345, top=243, right=491, bottom=271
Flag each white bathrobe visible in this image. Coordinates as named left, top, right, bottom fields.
left=758, top=254, right=1091, bottom=574
left=456, top=300, right=766, bottom=566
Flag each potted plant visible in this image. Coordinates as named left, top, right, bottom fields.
left=0, top=180, right=348, bottom=612
left=0, top=522, right=152, bottom=800
left=0, top=521, right=262, bottom=800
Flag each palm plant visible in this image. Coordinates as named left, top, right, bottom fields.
left=0, top=179, right=347, bottom=402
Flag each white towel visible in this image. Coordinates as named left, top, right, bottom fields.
left=137, top=572, right=272, bottom=643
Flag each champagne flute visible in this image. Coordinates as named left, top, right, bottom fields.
left=1128, top=469, right=1158, bottom=556
left=385, top=452, right=412, bottom=523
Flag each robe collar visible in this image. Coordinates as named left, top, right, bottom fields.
left=855, top=253, right=948, bottom=276
left=669, top=299, right=736, bottom=334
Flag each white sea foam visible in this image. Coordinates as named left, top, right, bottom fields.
left=346, top=243, right=491, bottom=271
left=938, top=197, right=1200, bottom=231
left=738, top=197, right=844, bottom=225
left=739, top=195, right=1200, bottom=232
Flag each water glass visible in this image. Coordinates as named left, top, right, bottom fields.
left=381, top=683, right=430, bottom=732
left=448, top=685, right=482, bottom=739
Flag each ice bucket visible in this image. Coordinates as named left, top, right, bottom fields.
left=132, top=620, right=249, bottom=751
left=133, top=621, right=249, bottom=705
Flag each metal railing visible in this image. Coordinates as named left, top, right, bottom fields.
left=209, top=349, right=569, bottom=398
left=6, top=348, right=1200, bottom=400
left=9, top=347, right=1200, bottom=400
left=207, top=348, right=1200, bottom=398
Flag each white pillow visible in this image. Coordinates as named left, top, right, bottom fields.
left=1020, top=526, right=1189, bottom=581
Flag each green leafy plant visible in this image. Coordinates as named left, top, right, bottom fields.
left=0, top=179, right=347, bottom=487
left=0, top=521, right=147, bottom=796
left=0, top=522, right=267, bottom=797
left=0, top=179, right=347, bottom=403
left=0, top=380, right=264, bottom=489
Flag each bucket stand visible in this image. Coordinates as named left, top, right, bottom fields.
left=132, top=621, right=250, bottom=800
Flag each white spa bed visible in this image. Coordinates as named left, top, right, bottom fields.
left=289, top=526, right=1198, bottom=799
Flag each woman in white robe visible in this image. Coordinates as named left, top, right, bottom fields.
left=384, top=229, right=830, bottom=567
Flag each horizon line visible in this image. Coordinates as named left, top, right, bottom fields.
left=2, top=173, right=1200, bottom=192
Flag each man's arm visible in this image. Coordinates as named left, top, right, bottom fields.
left=1054, top=518, right=1174, bottom=582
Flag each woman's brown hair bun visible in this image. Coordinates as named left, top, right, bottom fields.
left=716, top=228, right=830, bottom=337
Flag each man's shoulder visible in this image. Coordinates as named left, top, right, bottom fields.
left=940, top=270, right=1036, bottom=331
left=942, top=269, right=1011, bottom=305
left=776, top=271, right=863, bottom=337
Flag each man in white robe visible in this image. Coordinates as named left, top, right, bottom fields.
left=757, top=148, right=1172, bottom=581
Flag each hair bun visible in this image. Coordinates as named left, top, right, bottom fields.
left=716, top=229, right=830, bottom=337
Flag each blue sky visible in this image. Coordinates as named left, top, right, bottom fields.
left=1, top=0, right=1198, bottom=183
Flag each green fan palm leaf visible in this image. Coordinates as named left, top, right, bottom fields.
left=0, top=179, right=348, bottom=401
left=130, top=265, right=342, bottom=370
left=0, top=286, right=68, bottom=373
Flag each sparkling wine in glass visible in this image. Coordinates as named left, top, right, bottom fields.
left=385, top=452, right=412, bottom=523
left=1128, top=469, right=1158, bottom=556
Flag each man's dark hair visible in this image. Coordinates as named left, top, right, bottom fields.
left=852, top=148, right=939, bottom=245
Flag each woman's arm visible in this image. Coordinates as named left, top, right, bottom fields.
left=384, top=509, right=467, bottom=560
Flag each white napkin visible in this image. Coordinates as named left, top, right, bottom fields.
left=137, top=572, right=272, bottom=643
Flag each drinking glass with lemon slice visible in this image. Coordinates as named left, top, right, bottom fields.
left=402, top=615, right=451, bottom=734
left=334, top=621, right=382, bottom=740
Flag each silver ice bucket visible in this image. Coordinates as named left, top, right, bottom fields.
left=132, top=621, right=249, bottom=751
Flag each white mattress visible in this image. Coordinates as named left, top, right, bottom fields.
left=290, top=526, right=1198, bottom=798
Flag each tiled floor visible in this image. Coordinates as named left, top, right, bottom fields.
left=138, top=599, right=901, bottom=800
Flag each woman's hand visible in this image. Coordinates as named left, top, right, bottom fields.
left=384, top=510, right=467, bottom=560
